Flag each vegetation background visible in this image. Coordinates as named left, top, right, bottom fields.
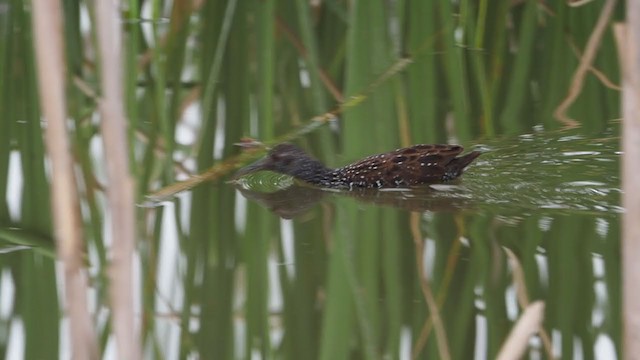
left=0, top=0, right=626, bottom=359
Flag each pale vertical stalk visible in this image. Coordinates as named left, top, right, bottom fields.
left=496, top=302, right=545, bottom=360
left=31, top=0, right=97, bottom=359
left=616, top=3, right=640, bottom=356
left=95, top=1, right=139, bottom=358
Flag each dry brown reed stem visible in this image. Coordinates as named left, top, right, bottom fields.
left=95, top=1, right=140, bottom=359
left=275, top=17, right=344, bottom=102
left=614, top=14, right=640, bottom=358
left=496, top=301, right=546, bottom=360
left=567, top=0, right=596, bottom=7
left=31, top=1, right=97, bottom=359
left=409, top=213, right=451, bottom=360
left=568, top=41, right=621, bottom=91
left=553, top=0, right=617, bottom=127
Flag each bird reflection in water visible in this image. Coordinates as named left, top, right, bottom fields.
left=233, top=182, right=475, bottom=219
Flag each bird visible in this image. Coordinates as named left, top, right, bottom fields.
left=234, top=143, right=480, bottom=190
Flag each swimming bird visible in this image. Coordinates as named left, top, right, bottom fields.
left=234, top=143, right=480, bottom=190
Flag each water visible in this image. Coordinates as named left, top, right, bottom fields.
left=236, top=127, right=621, bottom=217
left=169, top=126, right=621, bottom=359
left=0, top=127, right=621, bottom=359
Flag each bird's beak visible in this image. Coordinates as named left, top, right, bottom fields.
left=233, top=156, right=270, bottom=179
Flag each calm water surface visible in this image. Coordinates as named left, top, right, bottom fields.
left=0, top=126, right=620, bottom=359
left=153, top=126, right=620, bottom=359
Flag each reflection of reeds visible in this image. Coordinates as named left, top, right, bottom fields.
left=31, top=2, right=97, bottom=359
left=499, top=248, right=553, bottom=359
left=410, top=212, right=451, bottom=360
left=496, top=301, right=546, bottom=360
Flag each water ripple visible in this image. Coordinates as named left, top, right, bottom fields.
left=234, top=129, right=622, bottom=216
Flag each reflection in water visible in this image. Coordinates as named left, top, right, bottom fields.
left=234, top=183, right=325, bottom=219
left=219, top=131, right=621, bottom=359
left=234, top=182, right=476, bottom=219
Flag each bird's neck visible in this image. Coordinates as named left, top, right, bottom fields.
left=288, top=159, right=335, bottom=186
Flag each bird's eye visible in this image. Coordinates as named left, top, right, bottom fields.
left=270, top=153, right=293, bottom=166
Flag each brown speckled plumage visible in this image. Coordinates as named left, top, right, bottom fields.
left=235, top=143, right=480, bottom=190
